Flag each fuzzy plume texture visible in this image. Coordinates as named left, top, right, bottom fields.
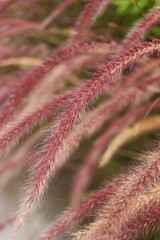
left=13, top=41, right=160, bottom=237
left=0, top=1, right=160, bottom=240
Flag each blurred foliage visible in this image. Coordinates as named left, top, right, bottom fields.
left=93, top=0, right=159, bottom=40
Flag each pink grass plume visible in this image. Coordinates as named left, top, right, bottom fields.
left=40, top=0, right=78, bottom=30
left=70, top=100, right=160, bottom=204
left=123, top=6, right=160, bottom=48
left=0, top=41, right=107, bottom=127
left=11, top=40, right=160, bottom=239
left=70, top=0, right=112, bottom=43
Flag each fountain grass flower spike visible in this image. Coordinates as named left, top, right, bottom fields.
left=12, top=39, right=160, bottom=238
left=0, top=1, right=160, bottom=240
